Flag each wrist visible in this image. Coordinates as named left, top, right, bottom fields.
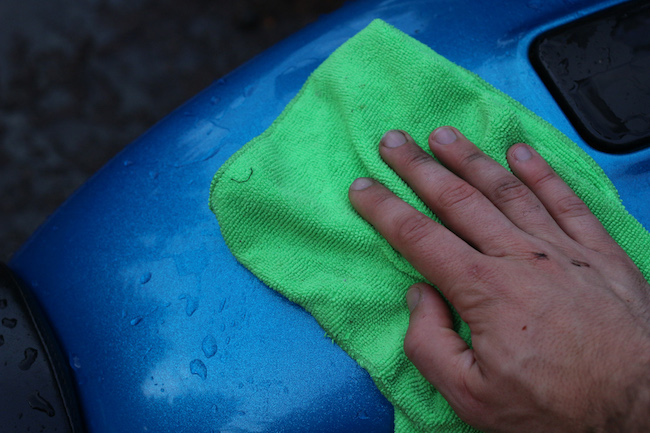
left=594, top=352, right=650, bottom=433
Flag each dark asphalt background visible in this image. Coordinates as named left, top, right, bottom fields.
left=0, top=0, right=346, bottom=261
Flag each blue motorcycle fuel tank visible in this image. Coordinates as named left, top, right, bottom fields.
left=7, top=0, right=650, bottom=432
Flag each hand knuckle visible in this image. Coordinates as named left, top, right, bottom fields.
left=466, top=262, right=500, bottom=286
left=446, top=262, right=502, bottom=308
left=555, top=195, right=590, bottom=218
left=394, top=213, right=432, bottom=246
left=490, top=177, right=530, bottom=206
left=403, top=149, right=433, bottom=172
left=531, top=169, right=557, bottom=189
left=458, top=151, right=485, bottom=168
left=437, top=182, right=479, bottom=209
left=366, top=189, right=394, bottom=210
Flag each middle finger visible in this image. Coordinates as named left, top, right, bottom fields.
left=379, top=130, right=524, bottom=256
left=428, top=126, right=567, bottom=244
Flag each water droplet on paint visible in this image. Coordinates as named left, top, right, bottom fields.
left=19, top=348, right=38, bottom=370
left=172, top=122, right=230, bottom=167
left=140, top=272, right=152, bottom=285
left=185, top=297, right=198, bottom=316
left=244, top=84, right=256, bottom=97
left=130, top=316, right=143, bottom=326
left=190, top=359, right=207, bottom=380
left=202, top=335, right=217, bottom=358
left=123, top=160, right=134, bottom=167
left=274, top=58, right=319, bottom=99
left=28, top=392, right=55, bottom=417
left=2, top=318, right=17, bottom=328
left=357, top=410, right=369, bottom=420
left=526, top=0, right=543, bottom=8
left=70, top=354, right=81, bottom=370
left=229, top=96, right=245, bottom=110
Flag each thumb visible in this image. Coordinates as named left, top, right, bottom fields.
left=404, top=283, right=479, bottom=415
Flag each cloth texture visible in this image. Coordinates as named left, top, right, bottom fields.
left=210, top=19, right=650, bottom=433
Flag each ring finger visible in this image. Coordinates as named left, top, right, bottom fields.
left=378, top=129, right=526, bottom=256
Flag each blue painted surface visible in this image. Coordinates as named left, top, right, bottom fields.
left=9, top=0, right=648, bottom=432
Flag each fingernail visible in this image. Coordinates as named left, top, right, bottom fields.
left=350, top=177, right=373, bottom=191
left=432, top=126, right=457, bottom=145
left=406, top=287, right=421, bottom=312
left=381, top=130, right=407, bottom=148
left=513, top=145, right=532, bottom=161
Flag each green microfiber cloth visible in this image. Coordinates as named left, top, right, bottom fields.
left=209, top=19, right=650, bottom=433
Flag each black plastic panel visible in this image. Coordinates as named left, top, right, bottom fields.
left=530, top=0, right=650, bottom=153
left=0, top=263, right=85, bottom=433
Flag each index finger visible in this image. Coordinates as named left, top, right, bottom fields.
left=348, top=177, right=484, bottom=304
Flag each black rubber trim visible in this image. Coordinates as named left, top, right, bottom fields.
left=0, top=263, right=85, bottom=433
left=530, top=0, right=650, bottom=154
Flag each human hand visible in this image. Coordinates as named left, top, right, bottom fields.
left=348, top=127, right=650, bottom=433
